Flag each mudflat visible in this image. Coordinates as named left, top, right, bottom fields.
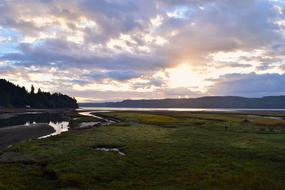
left=0, top=124, right=54, bottom=150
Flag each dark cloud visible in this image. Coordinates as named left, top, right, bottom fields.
left=88, top=70, right=141, bottom=81
left=215, top=62, right=252, bottom=68
left=1, top=38, right=169, bottom=74
left=131, top=78, right=166, bottom=90
left=208, top=73, right=285, bottom=97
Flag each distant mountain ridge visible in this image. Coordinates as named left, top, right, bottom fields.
left=0, top=79, right=78, bottom=109
left=80, top=96, right=285, bottom=109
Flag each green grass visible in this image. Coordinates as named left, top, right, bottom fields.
left=0, top=111, right=285, bottom=189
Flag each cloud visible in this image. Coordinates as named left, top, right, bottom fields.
left=88, top=70, right=142, bottom=81
left=0, top=0, right=285, bottom=101
left=208, top=73, right=285, bottom=97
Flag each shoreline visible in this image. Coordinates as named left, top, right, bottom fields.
left=0, top=123, right=55, bottom=151
left=0, top=109, right=113, bottom=151
left=0, top=109, right=74, bottom=151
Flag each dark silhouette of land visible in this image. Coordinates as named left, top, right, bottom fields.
left=0, top=79, right=78, bottom=109
left=80, top=96, right=285, bottom=109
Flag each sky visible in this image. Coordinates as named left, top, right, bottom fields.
left=0, top=0, right=285, bottom=102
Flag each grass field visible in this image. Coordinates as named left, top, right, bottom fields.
left=0, top=111, right=285, bottom=190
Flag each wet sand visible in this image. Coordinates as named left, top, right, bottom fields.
left=0, top=124, right=55, bottom=151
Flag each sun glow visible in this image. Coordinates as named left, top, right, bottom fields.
left=165, top=64, right=212, bottom=92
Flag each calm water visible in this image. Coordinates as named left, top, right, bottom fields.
left=39, top=121, right=69, bottom=138
left=0, top=112, right=69, bottom=138
left=0, top=112, right=67, bottom=128
left=79, top=107, right=285, bottom=112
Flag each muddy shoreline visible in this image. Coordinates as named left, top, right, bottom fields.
left=0, top=109, right=72, bottom=151
left=0, top=124, right=55, bottom=151
left=0, top=109, right=115, bottom=151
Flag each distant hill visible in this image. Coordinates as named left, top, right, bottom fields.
left=80, top=96, right=285, bottom=109
left=0, top=79, right=78, bottom=109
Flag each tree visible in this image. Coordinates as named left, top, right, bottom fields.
left=31, top=85, right=35, bottom=94
left=0, top=79, right=78, bottom=108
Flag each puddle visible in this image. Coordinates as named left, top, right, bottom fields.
left=248, top=115, right=283, bottom=120
left=264, top=116, right=283, bottom=120
left=39, top=121, right=69, bottom=139
left=24, top=121, right=37, bottom=126
left=96, top=147, right=126, bottom=156
left=79, top=122, right=100, bottom=128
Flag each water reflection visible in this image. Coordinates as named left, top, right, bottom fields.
left=96, top=147, right=126, bottom=156
left=24, top=121, right=37, bottom=126
left=39, top=121, right=69, bottom=139
left=0, top=113, right=67, bottom=128
left=0, top=112, right=70, bottom=139
left=80, top=107, right=285, bottom=112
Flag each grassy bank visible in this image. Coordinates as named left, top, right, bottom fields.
left=0, top=111, right=285, bottom=189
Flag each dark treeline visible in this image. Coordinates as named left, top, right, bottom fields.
left=0, top=79, right=78, bottom=109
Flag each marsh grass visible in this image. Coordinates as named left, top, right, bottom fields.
left=0, top=111, right=284, bottom=189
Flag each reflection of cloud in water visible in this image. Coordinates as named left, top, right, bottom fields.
left=39, top=121, right=69, bottom=139
left=25, top=121, right=36, bottom=126
left=80, top=122, right=99, bottom=128
left=96, top=147, right=126, bottom=156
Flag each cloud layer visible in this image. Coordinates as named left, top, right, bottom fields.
left=0, top=0, right=285, bottom=101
